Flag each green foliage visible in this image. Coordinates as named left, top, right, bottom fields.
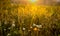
left=0, top=0, right=60, bottom=36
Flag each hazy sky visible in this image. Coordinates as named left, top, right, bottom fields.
left=11, top=0, right=60, bottom=5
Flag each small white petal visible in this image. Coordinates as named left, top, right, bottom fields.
left=23, top=28, right=25, bottom=30
left=7, top=33, right=11, bottom=36
left=39, top=25, right=42, bottom=28
left=30, top=26, right=33, bottom=28
left=12, top=24, right=15, bottom=27
left=4, top=29, right=6, bottom=31
left=33, top=23, right=36, bottom=26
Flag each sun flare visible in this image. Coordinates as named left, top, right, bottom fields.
left=28, top=0, right=38, bottom=4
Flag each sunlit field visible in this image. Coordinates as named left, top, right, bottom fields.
left=0, top=0, right=60, bottom=36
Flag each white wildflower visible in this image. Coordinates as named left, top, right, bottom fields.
left=23, top=28, right=25, bottom=31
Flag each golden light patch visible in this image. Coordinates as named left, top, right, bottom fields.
left=33, top=27, right=38, bottom=31
left=28, top=0, right=38, bottom=4
left=18, top=5, right=54, bottom=18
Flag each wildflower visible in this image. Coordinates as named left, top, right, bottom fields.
left=4, top=29, right=6, bottom=31
left=33, top=23, right=36, bottom=26
left=7, top=33, right=11, bottom=36
left=23, top=28, right=25, bottom=31
left=12, top=24, right=15, bottom=27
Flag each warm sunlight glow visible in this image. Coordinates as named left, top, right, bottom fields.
left=31, top=0, right=37, bottom=2
left=33, top=27, right=38, bottom=31
left=28, top=0, right=38, bottom=4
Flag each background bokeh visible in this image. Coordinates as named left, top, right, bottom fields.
left=0, top=0, right=60, bottom=36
